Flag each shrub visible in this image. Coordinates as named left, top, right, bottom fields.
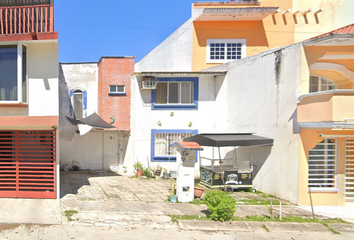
left=203, top=190, right=236, bottom=222
left=142, top=167, right=152, bottom=178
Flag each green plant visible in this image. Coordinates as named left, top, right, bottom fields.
left=203, top=190, right=236, bottom=222
left=65, top=210, right=78, bottom=222
left=142, top=167, right=153, bottom=178
left=133, top=161, right=143, bottom=171
left=155, top=164, right=162, bottom=171
left=262, top=224, right=270, bottom=232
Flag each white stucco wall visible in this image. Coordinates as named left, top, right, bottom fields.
left=0, top=41, right=59, bottom=117
left=135, top=18, right=195, bottom=72
left=28, top=42, right=59, bottom=116
left=209, top=44, right=303, bottom=203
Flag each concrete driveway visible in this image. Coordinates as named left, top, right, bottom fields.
left=60, top=170, right=170, bottom=202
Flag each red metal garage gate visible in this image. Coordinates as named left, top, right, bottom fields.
left=0, top=130, right=56, bottom=199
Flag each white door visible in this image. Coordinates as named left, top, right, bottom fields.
left=103, top=131, right=119, bottom=170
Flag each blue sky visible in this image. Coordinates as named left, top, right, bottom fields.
left=55, top=0, right=198, bottom=63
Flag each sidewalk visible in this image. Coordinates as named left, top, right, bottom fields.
left=0, top=171, right=353, bottom=234
left=0, top=198, right=61, bottom=225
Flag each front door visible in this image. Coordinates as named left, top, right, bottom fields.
left=103, top=131, right=119, bottom=170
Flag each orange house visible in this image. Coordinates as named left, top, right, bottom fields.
left=137, top=0, right=354, bottom=72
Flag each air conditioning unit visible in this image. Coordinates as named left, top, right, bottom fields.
left=140, top=76, right=157, bottom=90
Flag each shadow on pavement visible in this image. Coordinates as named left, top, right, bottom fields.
left=60, top=170, right=121, bottom=198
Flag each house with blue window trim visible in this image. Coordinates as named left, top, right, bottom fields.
left=130, top=72, right=226, bottom=177
left=129, top=1, right=354, bottom=207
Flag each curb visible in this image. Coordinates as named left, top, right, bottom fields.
left=178, top=220, right=334, bottom=233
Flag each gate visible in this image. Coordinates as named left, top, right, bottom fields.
left=346, top=139, right=354, bottom=203
left=0, top=130, right=56, bottom=199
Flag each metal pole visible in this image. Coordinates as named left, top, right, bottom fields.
left=218, top=147, right=226, bottom=190
left=309, top=187, right=315, bottom=219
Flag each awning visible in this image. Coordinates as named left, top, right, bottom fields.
left=170, top=141, right=204, bottom=151
left=194, top=7, right=279, bottom=21
left=66, top=113, right=115, bottom=129
left=184, top=133, right=273, bottom=147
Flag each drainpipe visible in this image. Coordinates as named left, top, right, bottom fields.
left=102, top=131, right=105, bottom=170
left=118, top=130, right=120, bottom=166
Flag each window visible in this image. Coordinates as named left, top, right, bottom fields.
left=151, top=77, right=198, bottom=110
left=73, top=90, right=83, bottom=119
left=308, top=139, right=337, bottom=190
left=0, top=44, right=27, bottom=102
left=151, top=129, right=198, bottom=161
left=109, top=85, right=126, bottom=95
left=309, top=75, right=336, bottom=93
left=207, top=39, right=246, bottom=63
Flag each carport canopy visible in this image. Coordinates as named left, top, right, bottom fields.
left=184, top=133, right=273, bottom=147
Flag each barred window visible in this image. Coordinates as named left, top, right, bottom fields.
left=155, top=132, right=194, bottom=156
left=308, top=139, right=336, bottom=190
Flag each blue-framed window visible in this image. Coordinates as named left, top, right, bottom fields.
left=151, top=129, right=198, bottom=162
left=109, top=85, right=126, bottom=96
left=151, top=77, right=198, bottom=110
left=69, top=89, right=87, bottom=119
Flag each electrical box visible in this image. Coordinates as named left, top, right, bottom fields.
left=170, top=142, right=203, bottom=203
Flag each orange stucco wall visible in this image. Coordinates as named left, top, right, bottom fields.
left=298, top=94, right=354, bottom=123
left=192, top=0, right=354, bottom=71
left=298, top=129, right=353, bottom=206
left=0, top=116, right=58, bottom=130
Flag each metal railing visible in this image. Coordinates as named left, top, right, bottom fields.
left=0, top=4, right=54, bottom=35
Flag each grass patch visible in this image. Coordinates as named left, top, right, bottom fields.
left=168, top=215, right=208, bottom=223
left=102, top=189, right=109, bottom=198
left=322, top=222, right=341, bottom=235
left=190, top=199, right=204, bottom=205
left=262, top=224, right=270, bottom=232
left=169, top=214, right=345, bottom=234
left=65, top=210, right=78, bottom=222
left=237, top=199, right=282, bottom=205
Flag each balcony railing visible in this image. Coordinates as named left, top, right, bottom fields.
left=0, top=5, right=53, bottom=35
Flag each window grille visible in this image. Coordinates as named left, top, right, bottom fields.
left=154, top=133, right=194, bottom=156
left=308, top=139, right=336, bottom=189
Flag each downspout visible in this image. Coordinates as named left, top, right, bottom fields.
left=118, top=130, right=120, bottom=166
left=102, top=131, right=105, bottom=170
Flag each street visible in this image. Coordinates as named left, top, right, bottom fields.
left=1, top=224, right=354, bottom=240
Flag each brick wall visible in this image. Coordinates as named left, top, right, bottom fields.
left=98, top=57, right=135, bottom=130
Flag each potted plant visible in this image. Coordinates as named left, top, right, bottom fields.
left=154, top=164, right=162, bottom=176
left=162, top=168, right=169, bottom=179
left=73, top=165, right=79, bottom=171
left=133, top=161, right=143, bottom=177
left=123, top=166, right=127, bottom=173
left=169, top=178, right=177, bottom=203
left=194, top=186, right=204, bottom=198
